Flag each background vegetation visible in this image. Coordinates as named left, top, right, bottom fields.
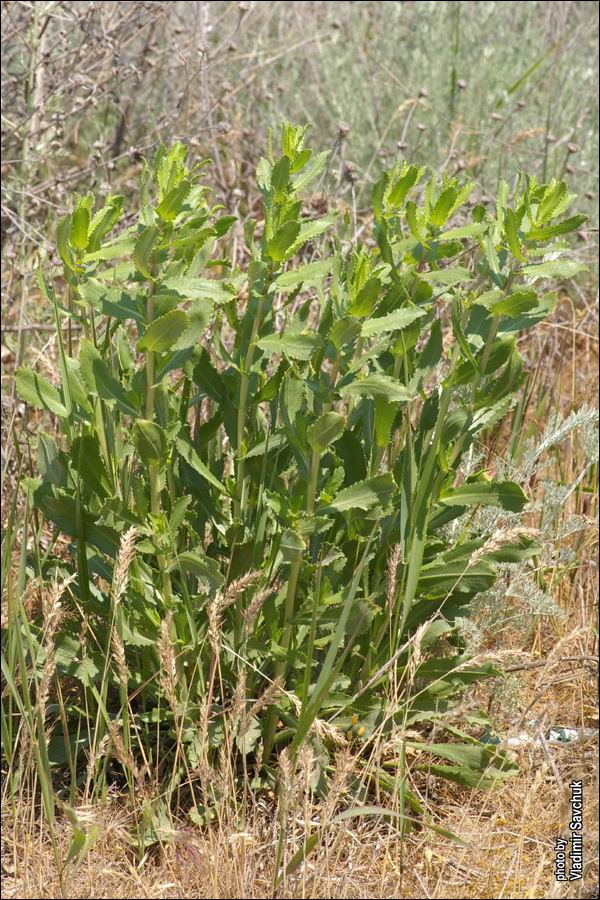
left=1, top=2, right=598, bottom=899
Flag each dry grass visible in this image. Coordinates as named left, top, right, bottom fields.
left=1, top=670, right=597, bottom=899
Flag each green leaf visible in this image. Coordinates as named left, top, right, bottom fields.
left=350, top=277, right=382, bottom=316
left=56, top=215, right=81, bottom=273
left=71, top=435, right=111, bottom=497
left=176, top=435, right=229, bottom=495
left=83, top=238, right=135, bottom=263
left=339, top=374, right=415, bottom=403
left=438, top=480, right=528, bottom=512
left=159, top=276, right=235, bottom=303
left=267, top=221, right=301, bottom=262
left=273, top=259, right=333, bottom=291
left=488, top=290, right=538, bottom=318
left=173, top=298, right=213, bottom=350
left=439, top=223, right=487, bottom=241
left=132, top=420, right=167, bottom=465
left=361, top=306, right=425, bottom=337
left=329, top=316, right=361, bottom=350
left=70, top=202, right=90, bottom=252
left=412, top=740, right=517, bottom=788
left=307, top=412, right=345, bottom=454
left=133, top=225, right=159, bottom=279
left=388, top=164, right=421, bottom=208
left=374, top=397, right=397, bottom=448
left=156, top=179, right=191, bottom=222
left=284, top=217, right=336, bottom=259
left=422, top=266, right=472, bottom=286
left=505, top=208, right=525, bottom=261
left=171, top=550, right=224, bottom=591
left=257, top=332, right=323, bottom=361
left=270, top=156, right=290, bottom=193
left=323, top=474, right=395, bottom=513
left=138, top=310, right=189, bottom=353
left=15, top=367, right=68, bottom=418
left=519, top=259, right=587, bottom=280
left=79, top=340, right=139, bottom=417
left=193, top=348, right=225, bottom=401
left=292, top=150, right=329, bottom=191
left=280, top=529, right=305, bottom=562
left=430, top=186, right=458, bottom=228
left=527, top=215, right=587, bottom=241
left=405, top=201, right=427, bottom=244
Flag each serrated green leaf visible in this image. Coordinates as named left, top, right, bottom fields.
left=430, top=186, right=458, bottom=228
left=273, top=259, right=333, bottom=291
left=132, top=419, right=167, bottom=465
left=133, top=226, right=159, bottom=279
left=257, top=332, right=323, bottom=361
left=156, top=179, right=191, bottom=222
left=176, top=435, right=229, bottom=495
left=527, top=214, right=587, bottom=241
left=323, top=474, right=395, bottom=513
left=79, top=340, right=139, bottom=417
left=70, top=202, right=90, bottom=252
left=267, top=221, right=301, bottom=262
left=307, top=412, right=345, bottom=454
left=138, top=310, right=189, bottom=353
left=520, top=259, right=587, bottom=279
left=422, top=266, right=472, bottom=286
left=339, top=374, right=415, bottom=403
left=15, top=367, right=68, bottom=417
left=439, top=480, right=527, bottom=512
left=361, top=306, right=425, bottom=337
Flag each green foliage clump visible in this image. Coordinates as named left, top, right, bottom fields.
left=7, top=122, right=588, bottom=829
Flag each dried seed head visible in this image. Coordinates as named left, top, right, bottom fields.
left=111, top=629, right=128, bottom=690
left=343, top=162, right=358, bottom=184
left=469, top=526, right=539, bottom=567
left=457, top=78, right=467, bottom=89
left=418, top=87, right=429, bottom=98
left=242, top=581, right=280, bottom=632
left=113, top=527, right=138, bottom=603
left=207, top=598, right=222, bottom=654
left=158, top=613, right=178, bottom=714
left=567, top=142, right=579, bottom=154
left=241, top=676, right=283, bottom=734
left=386, top=543, right=402, bottom=616
left=337, top=120, right=350, bottom=139
left=222, top=570, right=262, bottom=609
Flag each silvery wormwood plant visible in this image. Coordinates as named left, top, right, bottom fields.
left=8, top=123, right=588, bottom=814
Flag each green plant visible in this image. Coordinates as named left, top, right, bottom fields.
left=4, top=122, right=587, bottom=850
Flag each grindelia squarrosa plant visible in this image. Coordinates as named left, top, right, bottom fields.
left=4, top=122, right=588, bottom=864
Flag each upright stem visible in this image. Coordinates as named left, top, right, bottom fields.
left=145, top=281, right=172, bottom=605
left=235, top=295, right=266, bottom=519
left=306, top=450, right=320, bottom=515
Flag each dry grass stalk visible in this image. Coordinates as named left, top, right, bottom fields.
left=469, top=526, right=540, bottom=567
left=385, top=542, right=401, bottom=619
left=240, top=676, right=284, bottom=737
left=112, top=526, right=138, bottom=603
left=242, top=581, right=281, bottom=633
left=37, top=574, right=76, bottom=725
left=110, top=628, right=129, bottom=692
left=158, top=613, right=178, bottom=716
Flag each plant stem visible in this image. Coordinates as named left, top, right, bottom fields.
left=235, top=295, right=266, bottom=519
left=306, top=450, right=320, bottom=515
